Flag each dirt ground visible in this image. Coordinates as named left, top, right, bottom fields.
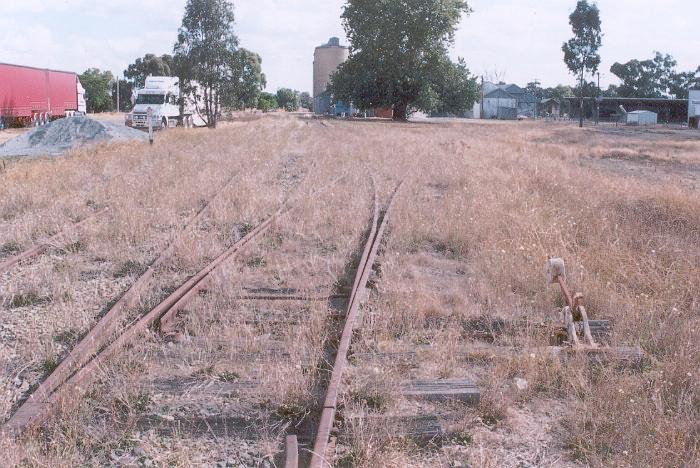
left=0, top=116, right=698, bottom=467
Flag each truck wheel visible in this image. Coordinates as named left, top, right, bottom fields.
left=161, top=118, right=168, bottom=130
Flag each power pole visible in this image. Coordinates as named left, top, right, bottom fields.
left=480, top=75, right=484, bottom=119
left=116, top=76, right=120, bottom=113
left=595, top=72, right=600, bottom=125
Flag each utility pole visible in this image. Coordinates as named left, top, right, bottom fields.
left=595, top=72, right=600, bottom=125
left=480, top=75, right=484, bottom=119
left=116, top=76, right=120, bottom=113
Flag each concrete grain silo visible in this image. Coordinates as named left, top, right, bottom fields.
left=313, top=37, right=349, bottom=114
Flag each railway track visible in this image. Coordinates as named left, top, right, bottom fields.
left=0, top=207, right=109, bottom=274
left=2, top=170, right=349, bottom=438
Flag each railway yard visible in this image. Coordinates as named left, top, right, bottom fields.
left=0, top=115, right=698, bottom=466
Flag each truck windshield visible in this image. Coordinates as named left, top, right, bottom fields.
left=136, top=94, right=165, bottom=105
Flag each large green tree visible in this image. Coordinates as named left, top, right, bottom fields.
left=80, top=68, right=114, bottom=113
left=256, top=92, right=278, bottom=112
left=174, top=0, right=264, bottom=127
left=611, top=52, right=699, bottom=99
left=124, top=54, right=174, bottom=88
left=562, top=0, right=602, bottom=127
left=329, top=0, right=477, bottom=120
left=224, top=48, right=266, bottom=109
left=276, top=88, right=300, bottom=112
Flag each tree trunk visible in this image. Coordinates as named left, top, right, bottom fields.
left=393, top=99, right=409, bottom=121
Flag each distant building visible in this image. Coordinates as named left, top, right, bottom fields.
left=313, top=37, right=349, bottom=114
left=477, top=82, right=538, bottom=119
left=689, top=89, right=700, bottom=128
left=540, top=98, right=561, bottom=117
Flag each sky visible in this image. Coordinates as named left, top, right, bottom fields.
left=1, top=0, right=699, bottom=93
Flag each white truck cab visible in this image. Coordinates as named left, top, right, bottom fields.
left=126, top=76, right=205, bottom=130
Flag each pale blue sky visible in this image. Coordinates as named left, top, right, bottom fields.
left=1, top=0, right=698, bottom=92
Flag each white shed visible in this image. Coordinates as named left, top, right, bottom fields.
left=626, top=110, right=657, bottom=126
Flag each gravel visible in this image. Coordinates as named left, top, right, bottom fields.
left=0, top=116, right=148, bottom=158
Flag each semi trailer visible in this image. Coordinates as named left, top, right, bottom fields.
left=125, top=76, right=207, bottom=130
left=0, top=63, right=86, bottom=128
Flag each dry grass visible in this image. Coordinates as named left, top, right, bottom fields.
left=1, top=116, right=698, bottom=466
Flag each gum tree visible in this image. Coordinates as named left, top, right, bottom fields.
left=562, top=0, right=602, bottom=128
left=329, top=0, right=477, bottom=121
left=174, top=0, right=265, bottom=127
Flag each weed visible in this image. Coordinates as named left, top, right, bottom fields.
left=9, top=292, right=53, bottom=309
left=40, top=357, right=59, bottom=375
left=218, top=371, right=240, bottom=382
left=113, top=260, right=144, bottom=278
left=246, top=256, right=266, bottom=268
left=64, top=240, right=86, bottom=253
left=53, top=329, right=80, bottom=346
left=0, top=241, right=21, bottom=256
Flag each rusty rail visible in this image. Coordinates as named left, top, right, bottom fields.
left=3, top=172, right=348, bottom=436
left=309, top=180, right=404, bottom=468
left=0, top=207, right=109, bottom=274
left=3, top=176, right=238, bottom=433
left=3, top=207, right=283, bottom=435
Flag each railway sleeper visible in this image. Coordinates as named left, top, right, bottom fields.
left=351, top=344, right=642, bottom=370
left=401, top=378, right=480, bottom=405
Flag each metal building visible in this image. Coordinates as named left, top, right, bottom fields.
left=625, top=110, right=657, bottom=126
left=477, top=82, right=538, bottom=119
left=313, top=37, right=349, bottom=114
left=689, top=89, right=700, bottom=128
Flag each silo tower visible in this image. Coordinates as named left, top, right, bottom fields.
left=313, top=37, right=349, bottom=114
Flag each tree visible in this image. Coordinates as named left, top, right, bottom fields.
left=276, top=88, right=300, bottom=112
left=80, top=68, right=114, bottom=113
left=329, top=0, right=477, bottom=121
left=112, top=79, right=134, bottom=112
left=562, top=0, right=602, bottom=127
left=224, top=48, right=266, bottom=110
left=124, top=54, right=174, bottom=88
left=426, top=57, right=479, bottom=116
left=256, top=92, right=278, bottom=112
left=299, top=92, right=313, bottom=111
left=175, top=0, right=246, bottom=128
left=611, top=52, right=699, bottom=99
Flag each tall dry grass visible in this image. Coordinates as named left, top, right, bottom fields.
left=1, top=116, right=698, bottom=466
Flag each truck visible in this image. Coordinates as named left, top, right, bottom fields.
left=125, top=76, right=207, bottom=130
left=0, top=62, right=86, bottom=128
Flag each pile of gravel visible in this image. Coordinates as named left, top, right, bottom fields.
left=0, top=116, right=148, bottom=158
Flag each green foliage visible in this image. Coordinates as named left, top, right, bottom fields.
left=562, top=0, right=602, bottom=78
left=610, top=52, right=700, bottom=99
left=111, top=79, right=133, bottom=112
left=124, top=54, right=174, bottom=88
left=329, top=0, right=476, bottom=120
left=256, top=92, right=278, bottom=112
left=224, top=48, right=266, bottom=110
left=562, top=0, right=602, bottom=126
left=299, top=91, right=313, bottom=111
left=80, top=68, right=114, bottom=113
left=174, top=0, right=263, bottom=127
left=276, top=88, right=300, bottom=112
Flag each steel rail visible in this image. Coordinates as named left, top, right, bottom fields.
left=0, top=207, right=109, bottom=274
left=3, top=175, right=237, bottom=433
left=3, top=172, right=349, bottom=436
left=309, top=180, right=404, bottom=468
left=2, top=206, right=284, bottom=436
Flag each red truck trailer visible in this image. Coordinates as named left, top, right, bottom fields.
left=0, top=63, right=86, bottom=128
